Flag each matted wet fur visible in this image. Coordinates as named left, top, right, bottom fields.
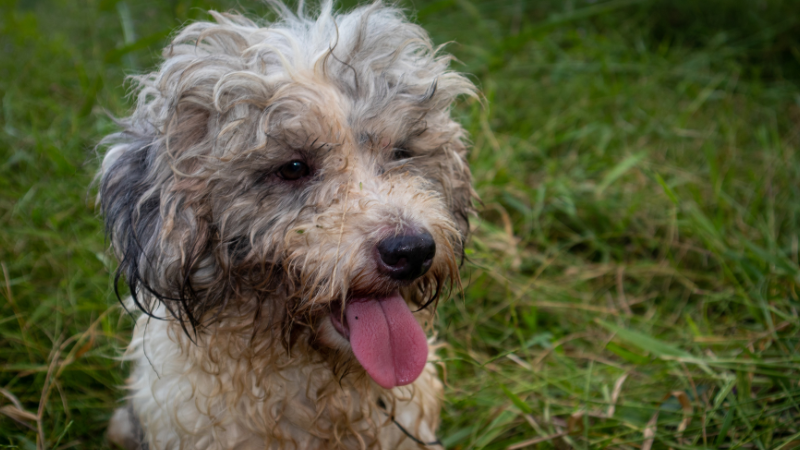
left=99, top=1, right=477, bottom=448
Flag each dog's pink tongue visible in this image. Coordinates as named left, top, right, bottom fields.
left=345, top=292, right=428, bottom=389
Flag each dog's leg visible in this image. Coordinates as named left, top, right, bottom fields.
left=108, top=404, right=148, bottom=450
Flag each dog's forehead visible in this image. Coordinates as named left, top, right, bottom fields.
left=265, top=77, right=434, bottom=154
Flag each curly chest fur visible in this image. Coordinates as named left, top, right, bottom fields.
left=109, top=307, right=444, bottom=450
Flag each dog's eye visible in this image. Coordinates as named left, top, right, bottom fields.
left=278, top=160, right=310, bottom=181
left=391, top=148, right=412, bottom=161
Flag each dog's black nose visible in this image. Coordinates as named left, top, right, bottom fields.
left=377, top=232, right=436, bottom=281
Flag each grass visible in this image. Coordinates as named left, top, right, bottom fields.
left=2, top=0, right=800, bottom=448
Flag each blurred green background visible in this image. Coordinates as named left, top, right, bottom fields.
left=2, top=0, right=800, bottom=448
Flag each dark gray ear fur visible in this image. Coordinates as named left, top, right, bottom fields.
left=100, top=130, right=165, bottom=319
left=99, top=113, right=216, bottom=334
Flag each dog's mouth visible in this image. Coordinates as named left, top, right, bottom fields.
left=328, top=291, right=428, bottom=389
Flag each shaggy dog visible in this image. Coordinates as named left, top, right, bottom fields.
left=99, top=1, right=476, bottom=448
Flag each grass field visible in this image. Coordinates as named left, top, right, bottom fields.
left=2, top=0, right=800, bottom=448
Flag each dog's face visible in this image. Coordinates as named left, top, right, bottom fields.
left=100, top=3, right=475, bottom=389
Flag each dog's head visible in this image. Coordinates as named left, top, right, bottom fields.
left=99, top=1, right=476, bottom=389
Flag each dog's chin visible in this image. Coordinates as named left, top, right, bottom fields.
left=320, top=290, right=429, bottom=390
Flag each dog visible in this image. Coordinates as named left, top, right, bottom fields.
left=99, top=1, right=476, bottom=448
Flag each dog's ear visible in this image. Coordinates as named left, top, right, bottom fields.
left=99, top=98, right=218, bottom=329
left=444, top=125, right=478, bottom=255
left=99, top=131, right=163, bottom=319
left=97, top=14, right=276, bottom=330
